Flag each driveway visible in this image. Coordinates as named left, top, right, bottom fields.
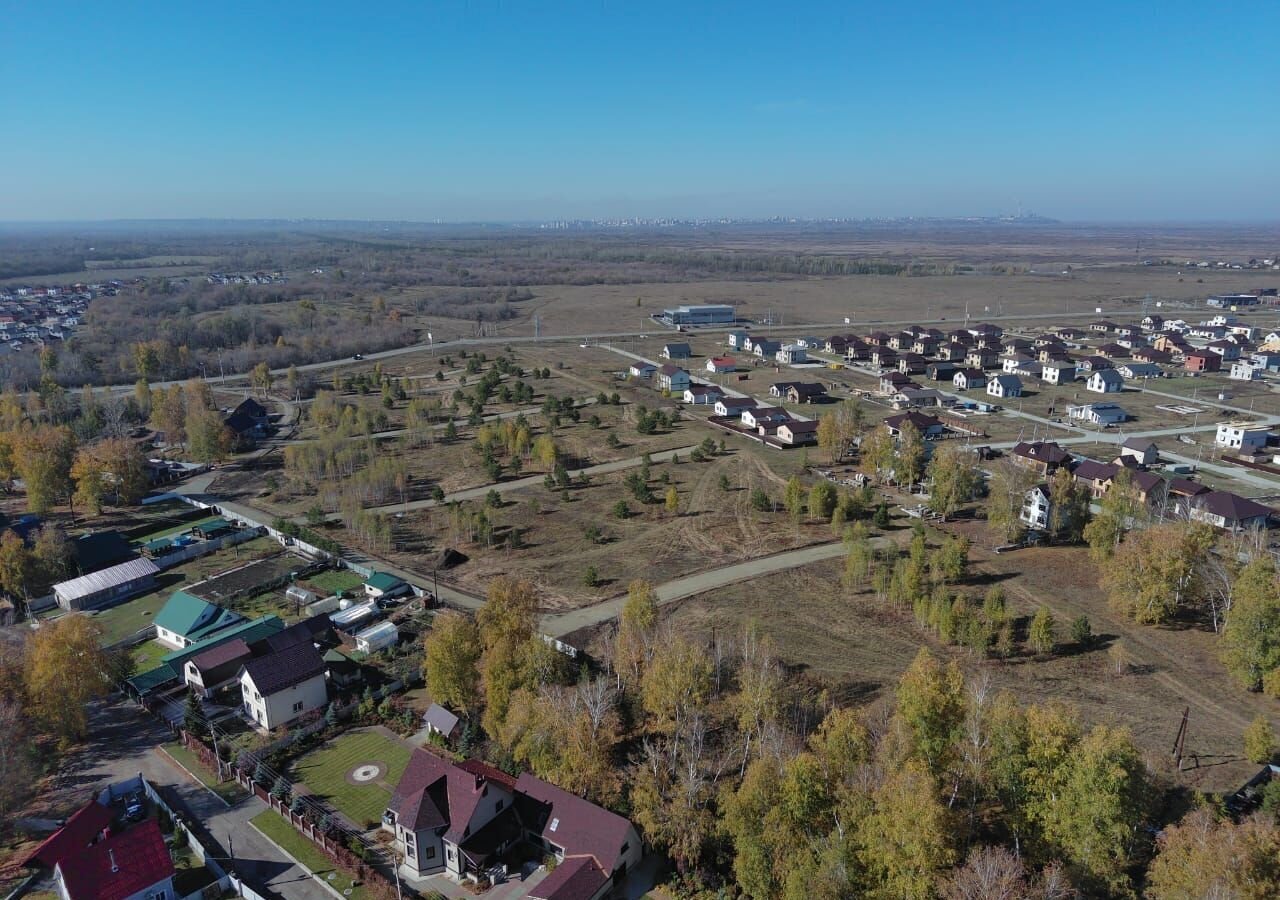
left=51, top=698, right=336, bottom=900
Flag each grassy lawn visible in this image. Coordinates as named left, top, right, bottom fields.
left=303, top=569, right=366, bottom=595
left=131, top=639, right=171, bottom=671
left=89, top=591, right=169, bottom=644
left=291, top=730, right=413, bottom=829
left=250, top=810, right=374, bottom=900
left=162, top=742, right=247, bottom=804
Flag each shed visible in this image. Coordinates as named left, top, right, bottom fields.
left=191, top=518, right=234, bottom=539
left=353, top=620, right=399, bottom=654
left=53, top=557, right=160, bottom=612
left=365, top=571, right=409, bottom=599
left=422, top=702, right=461, bottom=740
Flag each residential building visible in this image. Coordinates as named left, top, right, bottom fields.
left=752, top=339, right=781, bottom=359
left=153, top=590, right=245, bottom=649
left=1117, top=362, right=1162, bottom=379
left=776, top=420, right=820, bottom=445
left=705, top=356, right=736, bottom=374
left=656, top=365, right=691, bottom=392
left=870, top=348, right=898, bottom=368
left=1190, top=491, right=1273, bottom=531
left=776, top=344, right=808, bottom=365
left=953, top=368, right=987, bottom=390
left=883, top=411, right=945, bottom=439
left=1001, top=353, right=1034, bottom=373
left=1040, top=361, right=1077, bottom=385
left=422, top=703, right=461, bottom=741
left=1230, top=361, right=1262, bottom=380
left=1086, top=370, right=1124, bottom=393
left=1131, top=347, right=1171, bottom=364
left=926, top=361, right=957, bottom=381
left=1119, top=438, right=1159, bottom=466
left=714, top=397, right=754, bottom=417
left=880, top=371, right=914, bottom=394
left=725, top=331, right=749, bottom=350
left=1009, top=441, right=1071, bottom=476
left=683, top=385, right=723, bottom=405
left=385, top=748, right=642, bottom=892
left=786, top=383, right=827, bottom=404
left=628, top=362, right=657, bottom=379
left=897, top=353, right=927, bottom=374
left=239, top=641, right=328, bottom=730
left=1215, top=422, right=1271, bottom=452
left=1207, top=340, right=1241, bottom=361
left=1184, top=350, right=1221, bottom=373
left=1090, top=320, right=1117, bottom=333
left=660, top=342, right=691, bottom=360
left=1141, top=314, right=1164, bottom=330
left=1077, top=355, right=1113, bottom=373
left=1096, top=343, right=1129, bottom=358
left=741, top=407, right=790, bottom=430
left=50, top=814, right=174, bottom=900
left=1066, top=402, right=1129, bottom=426
left=987, top=374, right=1022, bottom=399
left=965, top=348, right=998, bottom=369
left=1021, top=484, right=1052, bottom=531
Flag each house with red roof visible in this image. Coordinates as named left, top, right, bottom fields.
left=384, top=749, right=641, bottom=898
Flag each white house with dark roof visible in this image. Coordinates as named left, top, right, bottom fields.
left=1087, top=370, right=1124, bottom=393
left=239, top=642, right=327, bottom=730
left=987, top=374, right=1022, bottom=399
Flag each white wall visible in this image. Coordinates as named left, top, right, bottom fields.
left=242, top=672, right=328, bottom=730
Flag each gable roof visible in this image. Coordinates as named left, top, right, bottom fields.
left=56, top=819, right=173, bottom=900
left=1122, top=437, right=1158, bottom=452
left=1011, top=441, right=1071, bottom=466
left=656, top=363, right=686, bottom=377
left=515, top=773, right=634, bottom=876
left=1091, top=369, right=1124, bottom=383
left=528, top=855, right=609, bottom=900
left=365, top=571, right=405, bottom=592
left=662, top=342, right=691, bottom=354
left=254, top=614, right=335, bottom=654
left=1196, top=491, right=1273, bottom=522
left=1073, top=459, right=1118, bottom=482
left=154, top=590, right=225, bottom=637
left=188, top=638, right=252, bottom=676
left=224, top=411, right=259, bottom=435
left=717, top=396, right=754, bottom=409
left=422, top=702, right=460, bottom=736
left=54, top=557, right=159, bottom=604
left=884, top=411, right=942, bottom=431
left=24, top=798, right=114, bottom=869
left=241, top=641, right=326, bottom=696
left=232, top=397, right=269, bottom=420
left=390, top=748, right=493, bottom=841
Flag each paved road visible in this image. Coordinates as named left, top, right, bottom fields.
left=540, top=540, right=853, bottom=637
left=54, top=699, right=333, bottom=900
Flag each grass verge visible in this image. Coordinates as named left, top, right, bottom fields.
left=249, top=810, right=373, bottom=900
left=161, top=742, right=247, bottom=804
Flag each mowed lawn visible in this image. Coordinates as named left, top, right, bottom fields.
left=291, top=730, right=412, bottom=828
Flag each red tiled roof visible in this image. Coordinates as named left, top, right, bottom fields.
left=56, top=819, right=174, bottom=900
left=189, top=638, right=251, bottom=673
left=24, top=799, right=113, bottom=869
left=457, top=758, right=518, bottom=792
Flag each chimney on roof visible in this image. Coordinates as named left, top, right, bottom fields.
left=108, top=848, right=119, bottom=873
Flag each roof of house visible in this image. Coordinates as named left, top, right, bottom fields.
left=70, top=531, right=135, bottom=574
left=224, top=411, right=259, bottom=435
left=192, top=517, right=233, bottom=536
left=455, top=758, right=519, bottom=791
left=422, top=702, right=460, bottom=735
left=390, top=748, right=490, bottom=839
left=685, top=385, right=722, bottom=396
left=153, top=590, right=241, bottom=640
left=256, top=614, right=335, bottom=654
left=884, top=411, right=942, bottom=431
left=629, top=361, right=656, bottom=371
left=365, top=571, right=405, bottom=591
left=709, top=356, right=735, bottom=366
left=780, top=420, right=820, bottom=434
left=787, top=383, right=827, bottom=396
left=1011, top=441, right=1071, bottom=465
left=240, top=641, right=326, bottom=696
left=1196, top=491, right=1274, bottom=522
left=56, top=819, right=173, bottom=900
left=717, top=396, right=754, bottom=409
left=1122, top=437, right=1158, bottom=452
left=232, top=397, right=269, bottom=420
left=1073, top=459, right=1118, bottom=482
left=1168, top=478, right=1209, bottom=497
left=528, top=855, right=609, bottom=900
left=1091, top=369, right=1124, bottom=382
left=54, top=557, right=159, bottom=604
left=1130, top=471, right=1164, bottom=494
left=662, top=342, right=691, bottom=353
left=24, top=798, right=114, bottom=869
left=656, top=363, right=687, bottom=377
left=188, top=638, right=252, bottom=676
left=515, top=773, right=633, bottom=876
left=991, top=374, right=1022, bottom=387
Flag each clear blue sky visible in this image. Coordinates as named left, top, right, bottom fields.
left=2, top=1, right=1277, bottom=222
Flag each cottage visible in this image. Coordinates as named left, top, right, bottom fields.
left=661, top=342, right=692, bottom=360
left=1230, top=361, right=1262, bottom=381
left=776, top=420, right=820, bottom=445
left=1072, top=460, right=1119, bottom=499
left=1086, top=370, right=1124, bottom=393
left=1076, top=355, right=1112, bottom=373
left=1251, top=351, right=1280, bottom=371
left=1096, top=343, right=1129, bottom=358
left=656, top=364, right=692, bottom=392
left=726, top=331, right=749, bottom=350
left=1040, top=361, right=1077, bottom=385
left=883, top=411, right=945, bottom=439
left=1215, top=422, right=1271, bottom=452
left=683, top=385, right=723, bottom=405
left=1207, top=340, right=1241, bottom=361
left=153, top=590, right=245, bottom=649
left=741, top=407, right=790, bottom=430
left=892, top=388, right=947, bottom=409
left=628, top=362, right=657, bottom=379
left=706, top=356, right=736, bottom=374
left=1065, top=402, right=1129, bottom=426
left=1090, top=320, right=1117, bottom=333
left=911, top=336, right=939, bottom=355
left=752, top=339, right=781, bottom=359
left=825, top=335, right=849, bottom=354
left=1117, top=362, right=1162, bottom=379
left=965, top=348, right=998, bottom=369
left=1021, top=484, right=1052, bottom=531
left=1131, top=348, right=1171, bottom=364
left=937, top=342, right=969, bottom=362
left=987, top=374, right=1022, bottom=399
left=865, top=330, right=892, bottom=347
left=880, top=371, right=915, bottom=395
left=786, top=383, right=828, bottom=404
left=1001, top=353, right=1034, bottom=374
left=1184, top=350, right=1221, bottom=373
left=1010, top=441, right=1071, bottom=475
left=924, top=361, right=956, bottom=382
left=239, top=641, right=328, bottom=730
left=776, top=344, right=808, bottom=365
left=46, top=814, right=175, bottom=900
left=1141, top=314, right=1164, bottom=331
left=224, top=397, right=271, bottom=447
left=384, top=749, right=643, bottom=889
left=1190, top=491, right=1273, bottom=532
left=1119, top=438, right=1159, bottom=466
left=714, top=397, right=755, bottom=417
left=870, top=348, right=898, bottom=368
left=897, top=353, right=927, bottom=375
left=953, top=369, right=987, bottom=391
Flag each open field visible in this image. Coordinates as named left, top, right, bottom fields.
left=291, top=729, right=413, bottom=829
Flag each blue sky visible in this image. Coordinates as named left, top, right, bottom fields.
left=2, top=1, right=1277, bottom=222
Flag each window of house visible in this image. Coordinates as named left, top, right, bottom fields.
left=424, top=846, right=436, bottom=859
left=495, top=799, right=503, bottom=812
left=292, top=700, right=304, bottom=713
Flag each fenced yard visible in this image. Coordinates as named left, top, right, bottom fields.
left=290, top=729, right=413, bottom=829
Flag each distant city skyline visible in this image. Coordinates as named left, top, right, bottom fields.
left=2, top=1, right=1278, bottom=223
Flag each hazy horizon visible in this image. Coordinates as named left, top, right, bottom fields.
left=3, top=1, right=1278, bottom=223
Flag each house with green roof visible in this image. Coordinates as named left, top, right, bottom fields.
left=127, top=615, right=286, bottom=697
left=153, top=590, right=245, bottom=649
left=364, top=571, right=409, bottom=600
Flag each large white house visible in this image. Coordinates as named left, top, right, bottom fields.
left=1021, top=484, right=1052, bottom=530
left=1086, top=370, right=1124, bottom=393
left=239, top=642, right=328, bottom=730
left=1215, top=422, right=1271, bottom=452
left=987, top=374, right=1022, bottom=399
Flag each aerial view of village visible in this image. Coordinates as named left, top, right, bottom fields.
left=1, top=4, right=1278, bottom=900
